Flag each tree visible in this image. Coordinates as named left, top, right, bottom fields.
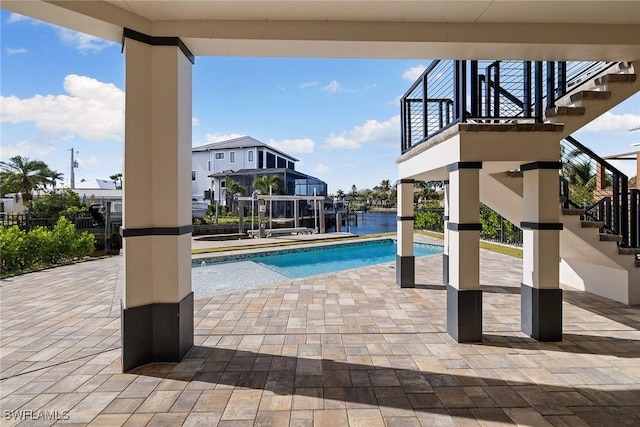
left=43, top=169, right=65, bottom=190
left=0, top=156, right=51, bottom=201
left=29, top=188, right=86, bottom=217
left=109, top=173, right=123, bottom=189
left=335, top=189, right=345, bottom=199
left=252, top=175, right=282, bottom=194
left=223, top=177, right=247, bottom=213
left=376, top=179, right=392, bottom=207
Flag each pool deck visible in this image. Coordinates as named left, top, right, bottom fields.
left=1, top=233, right=640, bottom=426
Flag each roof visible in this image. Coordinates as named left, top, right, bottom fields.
left=75, top=179, right=117, bottom=190
left=209, top=168, right=321, bottom=181
left=192, top=136, right=299, bottom=162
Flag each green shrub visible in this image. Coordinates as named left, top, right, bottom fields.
left=0, top=226, right=27, bottom=273
left=24, top=226, right=52, bottom=268
left=0, top=217, right=95, bottom=276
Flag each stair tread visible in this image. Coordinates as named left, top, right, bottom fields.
left=569, top=90, right=612, bottom=102
left=562, top=208, right=585, bottom=216
left=545, top=106, right=586, bottom=117
left=599, top=233, right=622, bottom=242
left=595, top=73, right=637, bottom=85
left=581, top=220, right=603, bottom=228
left=618, top=247, right=640, bottom=255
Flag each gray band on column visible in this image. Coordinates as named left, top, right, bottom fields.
left=123, top=27, right=195, bottom=64
left=121, top=225, right=194, bottom=237
left=520, top=161, right=562, bottom=171
left=447, top=162, right=483, bottom=172
left=520, top=222, right=563, bottom=230
left=447, top=222, right=482, bottom=231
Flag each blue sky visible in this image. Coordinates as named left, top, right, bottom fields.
left=1, top=9, right=639, bottom=194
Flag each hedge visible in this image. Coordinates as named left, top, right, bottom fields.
left=0, top=217, right=95, bottom=276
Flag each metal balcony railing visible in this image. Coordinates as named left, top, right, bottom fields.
left=400, top=60, right=619, bottom=153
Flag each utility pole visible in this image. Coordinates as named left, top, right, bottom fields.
left=69, top=148, right=78, bottom=189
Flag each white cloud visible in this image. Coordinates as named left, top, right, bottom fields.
left=581, top=111, right=640, bottom=134
left=192, top=117, right=200, bottom=126
left=6, top=47, right=28, bottom=55
left=6, top=13, right=113, bottom=53
left=203, top=133, right=245, bottom=143
left=6, top=13, right=30, bottom=24
left=324, top=115, right=400, bottom=150
left=313, top=164, right=330, bottom=174
left=1, top=74, right=124, bottom=141
left=0, top=140, right=58, bottom=158
left=402, top=65, right=427, bottom=81
left=267, top=138, right=315, bottom=154
left=321, top=80, right=344, bottom=93
left=58, top=28, right=114, bottom=54
left=78, top=155, right=99, bottom=167
left=299, top=81, right=318, bottom=89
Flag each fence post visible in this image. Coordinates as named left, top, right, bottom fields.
left=26, top=212, right=31, bottom=232
left=630, top=189, right=639, bottom=248
left=534, top=61, right=543, bottom=123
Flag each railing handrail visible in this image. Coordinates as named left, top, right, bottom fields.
left=401, top=59, right=441, bottom=99
left=401, top=60, right=625, bottom=153
left=564, top=136, right=628, bottom=178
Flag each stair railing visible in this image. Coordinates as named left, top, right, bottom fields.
left=401, top=60, right=618, bottom=153
left=561, top=136, right=635, bottom=248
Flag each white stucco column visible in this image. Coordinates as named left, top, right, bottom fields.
left=442, top=180, right=450, bottom=285
left=446, top=162, right=482, bottom=342
left=121, top=29, right=194, bottom=371
left=520, top=161, right=563, bottom=341
left=396, top=179, right=415, bottom=288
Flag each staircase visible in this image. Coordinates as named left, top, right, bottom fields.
left=480, top=168, right=639, bottom=305
left=399, top=59, right=640, bottom=305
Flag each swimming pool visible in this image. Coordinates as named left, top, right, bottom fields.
left=191, top=239, right=442, bottom=296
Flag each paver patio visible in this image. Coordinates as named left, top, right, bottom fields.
left=1, top=235, right=639, bottom=426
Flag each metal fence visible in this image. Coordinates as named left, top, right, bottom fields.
left=414, top=205, right=523, bottom=247
left=0, top=213, right=95, bottom=232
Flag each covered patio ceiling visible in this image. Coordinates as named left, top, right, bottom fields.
left=2, top=0, right=640, bottom=60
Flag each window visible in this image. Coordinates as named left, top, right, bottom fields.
left=230, top=151, right=235, bottom=163
left=215, top=152, right=224, bottom=160
left=220, top=180, right=226, bottom=188
left=191, top=170, right=196, bottom=181
left=248, top=150, right=254, bottom=162
left=207, top=160, right=211, bottom=171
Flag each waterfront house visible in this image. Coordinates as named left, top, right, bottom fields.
left=192, top=136, right=327, bottom=207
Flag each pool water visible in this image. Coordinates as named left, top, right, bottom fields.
left=192, top=239, right=442, bottom=296
left=257, top=239, right=440, bottom=278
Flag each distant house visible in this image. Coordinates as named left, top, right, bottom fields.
left=72, top=179, right=121, bottom=203
left=192, top=136, right=327, bottom=207
left=75, top=179, right=116, bottom=190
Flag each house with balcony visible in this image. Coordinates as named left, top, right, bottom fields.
left=192, top=136, right=327, bottom=207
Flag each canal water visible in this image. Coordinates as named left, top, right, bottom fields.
left=333, top=211, right=397, bottom=235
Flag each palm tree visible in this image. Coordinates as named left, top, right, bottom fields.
left=378, top=179, right=392, bottom=207
left=252, top=175, right=281, bottom=195
left=42, top=168, right=64, bottom=190
left=0, top=156, right=50, bottom=201
left=335, top=189, right=345, bottom=199
left=223, top=177, right=247, bottom=213
left=109, top=173, right=123, bottom=189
